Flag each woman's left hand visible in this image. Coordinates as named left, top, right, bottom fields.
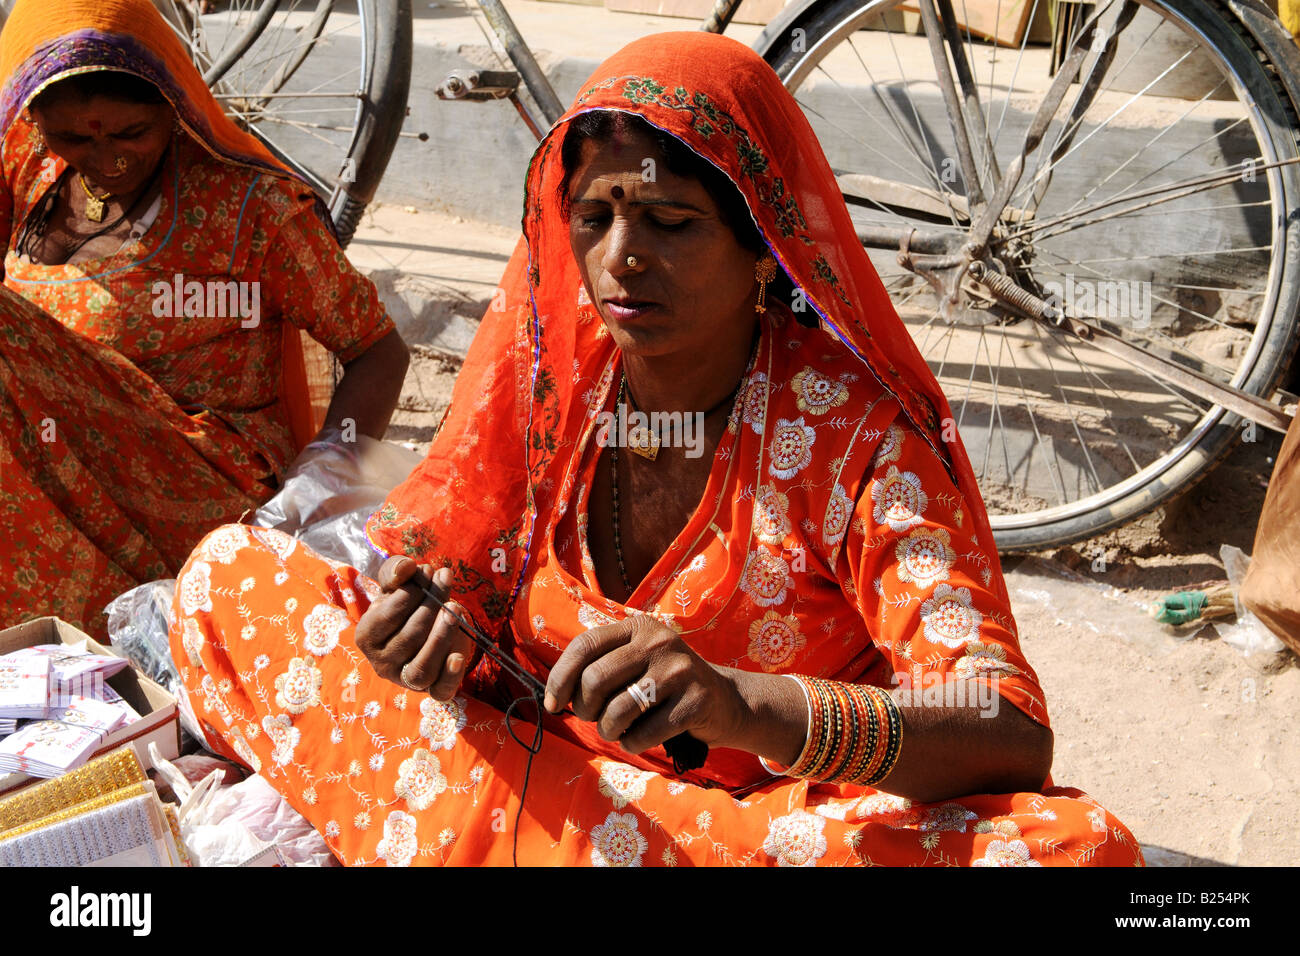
left=544, top=615, right=745, bottom=755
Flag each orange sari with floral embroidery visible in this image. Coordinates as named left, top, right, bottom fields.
left=0, top=0, right=393, bottom=636
left=169, top=33, right=1142, bottom=866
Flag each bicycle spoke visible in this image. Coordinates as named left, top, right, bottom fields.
left=1051, top=81, right=1232, bottom=222
left=1015, top=43, right=1201, bottom=209
left=1000, top=324, right=1068, bottom=506
left=1027, top=319, right=1104, bottom=497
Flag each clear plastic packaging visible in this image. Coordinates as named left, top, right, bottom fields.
left=1213, top=544, right=1286, bottom=657
left=149, top=744, right=337, bottom=866
left=105, top=579, right=179, bottom=689
left=251, top=428, right=423, bottom=578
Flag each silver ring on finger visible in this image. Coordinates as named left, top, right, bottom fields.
left=626, top=681, right=652, bottom=714
left=400, top=662, right=424, bottom=692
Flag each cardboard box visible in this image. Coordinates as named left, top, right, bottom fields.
left=0, top=617, right=180, bottom=797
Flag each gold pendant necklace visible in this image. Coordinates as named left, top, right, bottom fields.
left=78, top=175, right=112, bottom=223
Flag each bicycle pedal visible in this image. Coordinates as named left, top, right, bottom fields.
left=436, top=69, right=520, bottom=102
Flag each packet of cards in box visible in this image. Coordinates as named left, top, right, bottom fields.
left=0, top=655, right=52, bottom=720
left=0, top=695, right=138, bottom=778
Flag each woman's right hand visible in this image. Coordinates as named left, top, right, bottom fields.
left=354, top=557, right=472, bottom=700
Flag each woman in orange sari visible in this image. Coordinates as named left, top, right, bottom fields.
left=0, top=0, right=407, bottom=637
left=170, top=32, right=1142, bottom=866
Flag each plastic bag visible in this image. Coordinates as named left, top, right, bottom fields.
left=149, top=743, right=337, bottom=866
left=105, top=579, right=207, bottom=744
left=105, top=579, right=179, bottom=689
left=251, top=428, right=423, bottom=578
left=1213, top=544, right=1286, bottom=657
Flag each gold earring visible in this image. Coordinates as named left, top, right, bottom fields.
left=626, top=255, right=638, bottom=268
left=754, top=255, right=778, bottom=314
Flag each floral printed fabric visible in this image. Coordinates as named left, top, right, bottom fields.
left=171, top=520, right=1140, bottom=866
left=0, top=120, right=392, bottom=637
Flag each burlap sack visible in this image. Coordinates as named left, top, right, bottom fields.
left=1240, top=410, right=1300, bottom=657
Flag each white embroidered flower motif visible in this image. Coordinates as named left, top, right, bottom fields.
left=254, top=654, right=270, bottom=672
left=871, top=466, right=928, bottom=532
left=199, top=674, right=234, bottom=727
left=666, top=780, right=688, bottom=796
left=752, top=485, right=792, bottom=545
left=419, top=696, right=468, bottom=751
left=769, top=417, right=816, bottom=481
left=895, top=527, right=955, bottom=589
left=180, top=618, right=206, bottom=670
left=746, top=611, right=805, bottom=672
left=791, top=367, right=849, bottom=416
left=739, top=549, right=792, bottom=608
left=873, top=423, right=905, bottom=466
left=973, top=839, right=1042, bottom=867
left=395, top=748, right=448, bottom=812
left=577, top=604, right=615, bottom=629
left=740, top=373, right=770, bottom=435
left=812, top=800, right=853, bottom=821
left=364, top=700, right=382, bottom=718
left=851, top=792, right=917, bottom=826
left=324, top=820, right=340, bottom=839
left=917, top=803, right=979, bottom=833
left=274, top=658, right=323, bottom=715
left=597, top=762, right=655, bottom=809
left=955, top=642, right=1022, bottom=681
left=822, top=482, right=853, bottom=548
left=262, top=714, right=300, bottom=766
left=228, top=727, right=261, bottom=773
left=200, top=525, right=249, bottom=565
left=302, top=604, right=349, bottom=657
left=250, top=526, right=297, bottom=561
left=589, top=812, right=649, bottom=867
left=369, top=753, right=385, bottom=771
left=762, top=811, right=828, bottom=867
left=376, top=811, right=419, bottom=867
left=919, top=584, right=983, bottom=648
left=178, top=561, right=213, bottom=617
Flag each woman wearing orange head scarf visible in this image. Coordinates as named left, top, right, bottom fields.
left=0, top=0, right=408, bottom=637
left=170, top=32, right=1141, bottom=866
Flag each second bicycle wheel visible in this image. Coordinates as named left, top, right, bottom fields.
left=759, top=0, right=1300, bottom=550
left=158, top=0, right=412, bottom=246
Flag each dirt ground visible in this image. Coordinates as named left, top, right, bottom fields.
left=388, top=341, right=1299, bottom=866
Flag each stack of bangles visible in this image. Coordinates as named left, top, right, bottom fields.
left=759, top=676, right=903, bottom=786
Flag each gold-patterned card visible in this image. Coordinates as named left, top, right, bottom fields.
left=0, top=745, right=145, bottom=835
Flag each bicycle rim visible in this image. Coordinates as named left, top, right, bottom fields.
left=761, top=0, right=1300, bottom=550
left=161, top=0, right=391, bottom=242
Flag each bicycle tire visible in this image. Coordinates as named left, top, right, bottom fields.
left=757, top=0, right=1300, bottom=551
left=165, top=0, right=412, bottom=247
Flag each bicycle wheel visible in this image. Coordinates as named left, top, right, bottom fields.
left=158, top=0, right=412, bottom=246
left=758, top=0, right=1300, bottom=550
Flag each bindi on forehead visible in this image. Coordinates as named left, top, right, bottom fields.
left=610, top=185, right=624, bottom=200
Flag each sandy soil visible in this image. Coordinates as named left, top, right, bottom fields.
left=390, top=341, right=1300, bottom=866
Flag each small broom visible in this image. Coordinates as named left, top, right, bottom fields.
left=1149, top=585, right=1237, bottom=626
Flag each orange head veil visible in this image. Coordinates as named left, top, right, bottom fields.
left=0, top=0, right=331, bottom=451
left=368, top=32, right=995, bottom=629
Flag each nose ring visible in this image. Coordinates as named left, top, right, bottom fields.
left=626, top=256, right=638, bottom=268
left=114, top=156, right=128, bottom=172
